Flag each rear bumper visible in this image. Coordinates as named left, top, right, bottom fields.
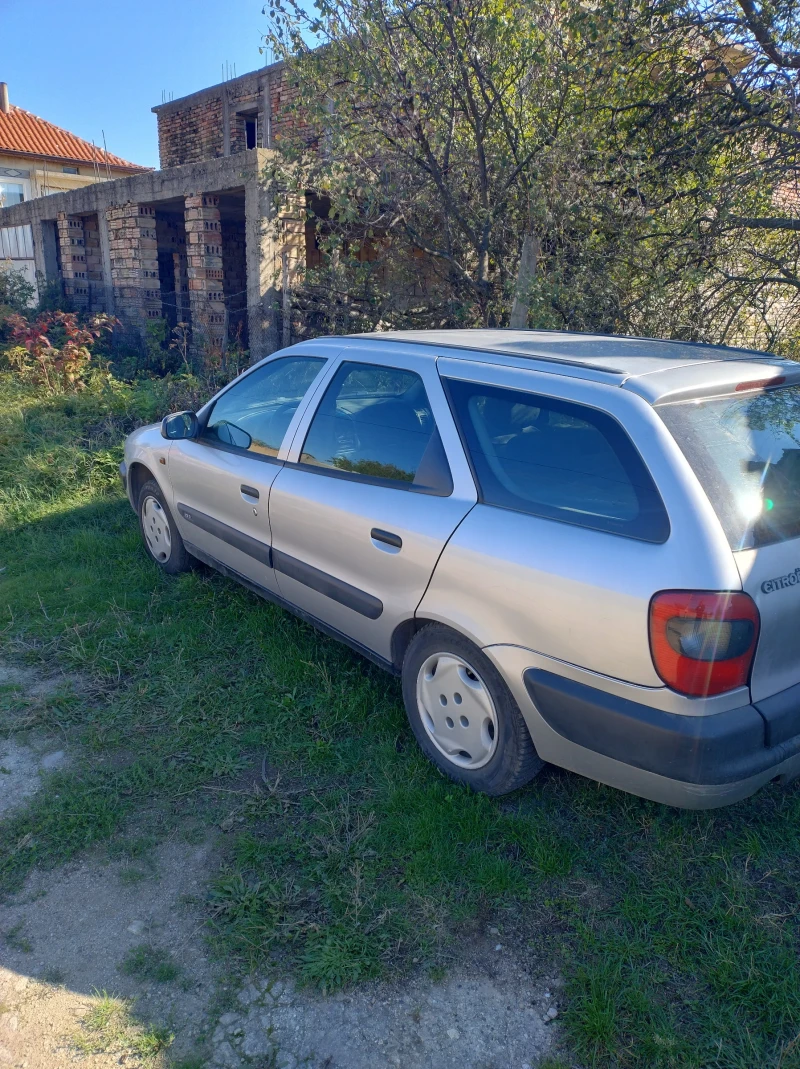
left=524, top=668, right=800, bottom=789
left=119, top=461, right=128, bottom=493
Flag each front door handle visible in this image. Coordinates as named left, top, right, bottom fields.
left=371, top=528, right=402, bottom=549
left=240, top=484, right=259, bottom=500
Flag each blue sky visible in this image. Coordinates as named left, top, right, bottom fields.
left=2, top=0, right=274, bottom=168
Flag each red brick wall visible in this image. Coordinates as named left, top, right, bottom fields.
left=155, top=65, right=310, bottom=167
left=269, top=67, right=304, bottom=145
left=157, top=97, right=224, bottom=168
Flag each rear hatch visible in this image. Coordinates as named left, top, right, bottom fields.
left=658, top=379, right=800, bottom=702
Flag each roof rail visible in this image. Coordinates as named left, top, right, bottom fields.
left=349, top=334, right=623, bottom=374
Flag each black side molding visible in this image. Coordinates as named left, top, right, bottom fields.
left=176, top=504, right=382, bottom=620
left=184, top=541, right=396, bottom=675
left=273, top=549, right=383, bottom=620
left=523, top=667, right=800, bottom=785
left=177, top=504, right=272, bottom=567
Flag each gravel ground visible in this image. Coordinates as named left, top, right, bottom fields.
left=0, top=662, right=71, bottom=818
left=212, top=956, right=559, bottom=1069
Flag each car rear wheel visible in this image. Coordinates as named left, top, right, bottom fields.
left=137, top=478, right=193, bottom=575
left=402, top=624, right=543, bottom=795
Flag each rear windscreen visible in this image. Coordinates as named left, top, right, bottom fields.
left=658, top=385, right=800, bottom=550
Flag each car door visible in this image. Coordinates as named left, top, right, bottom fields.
left=267, top=346, right=477, bottom=662
left=166, top=352, right=332, bottom=593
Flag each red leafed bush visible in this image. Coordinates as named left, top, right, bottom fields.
left=5, top=310, right=118, bottom=394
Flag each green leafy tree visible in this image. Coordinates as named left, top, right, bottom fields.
left=264, top=0, right=800, bottom=348
left=266, top=0, right=609, bottom=327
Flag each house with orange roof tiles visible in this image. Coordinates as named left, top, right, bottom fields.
left=0, top=81, right=148, bottom=294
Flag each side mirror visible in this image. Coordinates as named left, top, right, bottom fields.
left=161, top=411, right=199, bottom=440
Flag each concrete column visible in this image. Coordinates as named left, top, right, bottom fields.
left=185, top=193, right=226, bottom=351
left=96, top=210, right=115, bottom=314
left=222, top=90, right=231, bottom=156
left=56, top=212, right=88, bottom=309
left=245, top=170, right=278, bottom=359
left=106, top=203, right=162, bottom=340
left=33, top=218, right=58, bottom=284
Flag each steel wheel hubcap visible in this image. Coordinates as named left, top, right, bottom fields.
left=142, top=495, right=172, bottom=563
left=416, top=652, right=499, bottom=770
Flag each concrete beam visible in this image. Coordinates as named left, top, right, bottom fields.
left=0, top=150, right=272, bottom=229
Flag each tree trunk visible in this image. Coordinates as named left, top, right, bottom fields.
left=509, top=233, right=539, bottom=329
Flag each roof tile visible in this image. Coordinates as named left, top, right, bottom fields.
left=0, top=105, right=148, bottom=171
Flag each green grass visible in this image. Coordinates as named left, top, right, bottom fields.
left=121, top=944, right=182, bottom=985
left=73, top=991, right=173, bottom=1063
left=2, top=372, right=800, bottom=1067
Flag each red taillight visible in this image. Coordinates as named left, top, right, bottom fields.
left=649, top=591, right=760, bottom=697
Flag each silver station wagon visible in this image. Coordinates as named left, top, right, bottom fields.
left=121, top=329, right=800, bottom=809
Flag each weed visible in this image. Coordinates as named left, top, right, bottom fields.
left=300, top=928, right=383, bottom=991
left=119, top=865, right=150, bottom=886
left=4, top=922, right=32, bottom=953
left=121, top=944, right=181, bottom=984
left=73, top=990, right=173, bottom=1064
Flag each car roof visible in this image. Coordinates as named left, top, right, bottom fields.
left=343, top=328, right=800, bottom=404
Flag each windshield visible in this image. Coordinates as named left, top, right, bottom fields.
left=658, top=385, right=800, bottom=550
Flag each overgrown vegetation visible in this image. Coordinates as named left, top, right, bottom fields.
left=2, top=365, right=800, bottom=1067
left=266, top=0, right=800, bottom=352
left=5, top=309, right=117, bottom=393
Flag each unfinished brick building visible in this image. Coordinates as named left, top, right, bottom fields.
left=0, top=63, right=305, bottom=358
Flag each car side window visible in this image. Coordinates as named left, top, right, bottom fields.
left=299, top=361, right=453, bottom=495
left=202, top=356, right=325, bottom=458
left=445, top=379, right=669, bottom=542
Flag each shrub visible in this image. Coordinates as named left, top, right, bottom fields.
left=0, top=263, right=35, bottom=330
left=4, top=309, right=117, bottom=394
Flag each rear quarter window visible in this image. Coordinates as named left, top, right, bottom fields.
left=444, top=379, right=669, bottom=543
left=657, top=384, right=800, bottom=550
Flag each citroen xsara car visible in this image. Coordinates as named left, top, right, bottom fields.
left=121, top=330, right=800, bottom=808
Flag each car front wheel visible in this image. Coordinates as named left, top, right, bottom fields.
left=137, top=478, right=193, bottom=575
left=401, top=624, right=543, bottom=796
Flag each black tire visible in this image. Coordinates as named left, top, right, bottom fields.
left=401, top=624, right=543, bottom=796
left=137, top=478, right=193, bottom=575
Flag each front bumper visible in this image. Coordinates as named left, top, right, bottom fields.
left=524, top=669, right=800, bottom=787
left=119, top=461, right=128, bottom=493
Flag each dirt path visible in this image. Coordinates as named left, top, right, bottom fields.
left=0, top=662, right=560, bottom=1068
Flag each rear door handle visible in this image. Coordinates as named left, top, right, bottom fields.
left=371, top=528, right=402, bottom=549
left=240, top=484, right=260, bottom=500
